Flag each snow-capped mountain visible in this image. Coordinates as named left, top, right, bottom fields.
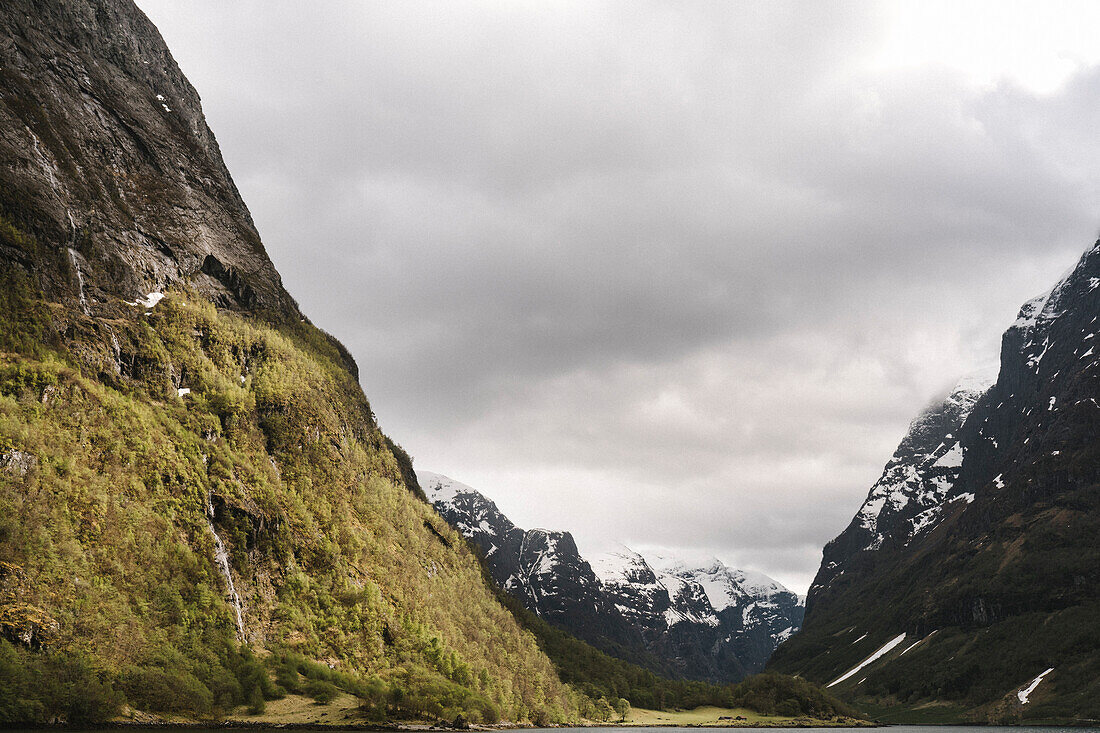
left=649, top=554, right=804, bottom=658
left=771, top=237, right=1100, bottom=719
left=810, top=372, right=994, bottom=599
left=590, top=546, right=682, bottom=632
left=418, top=472, right=652, bottom=667
left=591, top=548, right=803, bottom=681
left=420, top=472, right=804, bottom=682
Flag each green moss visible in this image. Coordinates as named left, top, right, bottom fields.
left=0, top=279, right=579, bottom=724
left=0, top=269, right=59, bottom=357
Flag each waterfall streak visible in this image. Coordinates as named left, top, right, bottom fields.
left=205, top=496, right=245, bottom=639
left=67, top=247, right=90, bottom=315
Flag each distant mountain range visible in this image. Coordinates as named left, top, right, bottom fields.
left=419, top=471, right=804, bottom=683
left=771, top=238, right=1100, bottom=723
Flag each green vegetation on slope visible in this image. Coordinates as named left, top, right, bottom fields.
left=0, top=254, right=579, bottom=724
left=774, top=608, right=1100, bottom=724
left=770, top=488, right=1100, bottom=723
left=0, top=225, right=864, bottom=727
left=495, top=587, right=728, bottom=711
left=727, top=673, right=860, bottom=719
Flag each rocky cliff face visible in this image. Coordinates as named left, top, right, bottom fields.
left=770, top=239, right=1100, bottom=721
left=420, top=471, right=804, bottom=683
left=1, top=0, right=298, bottom=318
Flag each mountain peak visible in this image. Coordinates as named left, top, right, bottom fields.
left=418, top=470, right=477, bottom=505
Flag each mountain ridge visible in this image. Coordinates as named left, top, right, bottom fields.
left=419, top=470, right=804, bottom=684
left=770, top=237, right=1100, bottom=722
left=808, top=371, right=994, bottom=605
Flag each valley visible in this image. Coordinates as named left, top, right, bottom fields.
left=2, top=0, right=1098, bottom=728
left=420, top=471, right=804, bottom=684
left=0, top=0, right=855, bottom=727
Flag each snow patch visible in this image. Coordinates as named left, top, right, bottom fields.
left=898, top=630, right=937, bottom=657
left=1017, top=667, right=1054, bottom=704
left=908, top=505, right=943, bottom=539
left=130, top=291, right=165, bottom=309
left=590, top=545, right=650, bottom=586
left=774, top=625, right=797, bottom=644
left=417, top=470, right=476, bottom=506
left=933, top=443, right=964, bottom=468
left=826, top=633, right=907, bottom=688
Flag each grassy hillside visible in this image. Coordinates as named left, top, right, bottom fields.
left=0, top=253, right=579, bottom=724
left=627, top=705, right=871, bottom=728
left=772, top=608, right=1100, bottom=724
left=770, top=475, right=1100, bottom=723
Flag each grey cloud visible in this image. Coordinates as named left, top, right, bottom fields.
left=138, top=1, right=1100, bottom=591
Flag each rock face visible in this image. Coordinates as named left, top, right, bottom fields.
left=770, top=239, right=1100, bottom=720
left=0, top=0, right=299, bottom=317
left=419, top=471, right=804, bottom=683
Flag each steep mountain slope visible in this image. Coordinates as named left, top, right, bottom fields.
left=771, top=239, right=1100, bottom=723
left=0, top=1, right=578, bottom=724
left=809, top=373, right=994, bottom=599
left=419, top=472, right=803, bottom=683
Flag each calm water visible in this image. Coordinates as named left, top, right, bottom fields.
left=14, top=727, right=1100, bottom=733
left=550, top=729, right=1100, bottom=733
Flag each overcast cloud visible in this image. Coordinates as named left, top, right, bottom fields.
left=136, top=1, right=1100, bottom=593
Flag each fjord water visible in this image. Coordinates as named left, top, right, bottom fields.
left=550, top=729, right=1098, bottom=733
left=15, top=728, right=1098, bottom=733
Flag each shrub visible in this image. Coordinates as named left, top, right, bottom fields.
left=121, top=666, right=214, bottom=715
left=304, top=679, right=339, bottom=704
left=0, top=640, right=124, bottom=724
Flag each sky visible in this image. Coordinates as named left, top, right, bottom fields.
left=136, top=1, right=1100, bottom=594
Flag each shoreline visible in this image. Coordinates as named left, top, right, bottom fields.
left=0, top=722, right=881, bottom=731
